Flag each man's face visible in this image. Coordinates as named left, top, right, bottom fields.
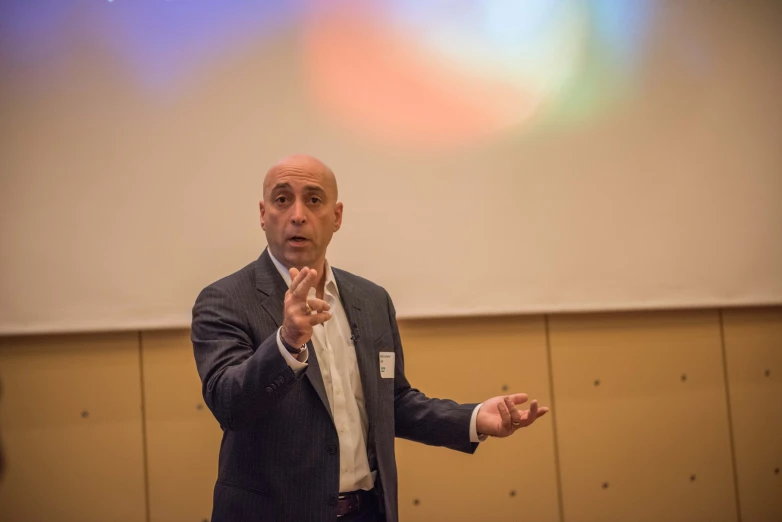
left=260, top=159, right=342, bottom=270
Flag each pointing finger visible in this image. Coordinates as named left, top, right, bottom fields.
left=289, top=267, right=308, bottom=294
left=293, top=269, right=318, bottom=299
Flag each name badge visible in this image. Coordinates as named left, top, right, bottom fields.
left=379, top=352, right=395, bottom=379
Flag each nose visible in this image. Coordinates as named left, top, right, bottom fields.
left=290, top=199, right=307, bottom=225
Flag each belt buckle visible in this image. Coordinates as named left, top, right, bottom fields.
left=336, top=492, right=361, bottom=518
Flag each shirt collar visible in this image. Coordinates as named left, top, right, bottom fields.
left=267, top=249, right=340, bottom=297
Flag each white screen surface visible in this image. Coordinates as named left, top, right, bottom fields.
left=1, top=0, right=780, bottom=334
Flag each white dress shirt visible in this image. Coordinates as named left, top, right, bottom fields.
left=268, top=253, right=484, bottom=493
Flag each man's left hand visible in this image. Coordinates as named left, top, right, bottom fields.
left=476, top=394, right=549, bottom=438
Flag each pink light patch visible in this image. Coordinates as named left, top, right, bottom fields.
left=302, top=10, right=540, bottom=146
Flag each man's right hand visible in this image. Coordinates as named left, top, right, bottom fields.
left=281, top=267, right=332, bottom=348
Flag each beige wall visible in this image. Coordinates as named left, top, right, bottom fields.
left=0, top=307, right=779, bottom=522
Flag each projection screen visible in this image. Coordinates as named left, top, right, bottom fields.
left=1, top=0, right=781, bottom=334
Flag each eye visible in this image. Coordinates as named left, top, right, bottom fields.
left=309, top=196, right=322, bottom=204
left=275, top=196, right=288, bottom=204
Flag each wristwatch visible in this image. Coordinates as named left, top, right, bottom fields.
left=280, top=329, right=306, bottom=355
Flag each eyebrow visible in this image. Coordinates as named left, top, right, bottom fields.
left=302, top=185, right=326, bottom=194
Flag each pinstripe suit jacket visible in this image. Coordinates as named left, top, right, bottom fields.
left=191, top=249, right=479, bottom=522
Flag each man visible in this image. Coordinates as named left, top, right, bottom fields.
left=191, top=154, right=549, bottom=522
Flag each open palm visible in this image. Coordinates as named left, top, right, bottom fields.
left=476, top=393, right=549, bottom=438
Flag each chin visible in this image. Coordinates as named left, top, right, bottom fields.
left=282, top=252, right=314, bottom=269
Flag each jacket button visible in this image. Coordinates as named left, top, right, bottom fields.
left=328, top=494, right=337, bottom=506
left=276, top=376, right=284, bottom=384
left=327, top=444, right=337, bottom=455
left=265, top=387, right=273, bottom=393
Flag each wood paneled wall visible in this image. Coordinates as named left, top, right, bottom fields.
left=0, top=307, right=779, bottom=522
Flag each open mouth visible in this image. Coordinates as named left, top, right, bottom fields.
left=288, top=236, right=309, bottom=245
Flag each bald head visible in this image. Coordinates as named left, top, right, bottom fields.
left=263, top=154, right=338, bottom=202
left=259, top=154, right=343, bottom=271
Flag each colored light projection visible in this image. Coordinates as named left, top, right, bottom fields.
left=0, top=0, right=303, bottom=90
left=303, top=0, right=653, bottom=144
left=0, top=0, right=654, bottom=146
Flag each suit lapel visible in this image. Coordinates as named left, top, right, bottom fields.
left=333, top=270, right=379, bottom=446
left=255, top=250, right=333, bottom=422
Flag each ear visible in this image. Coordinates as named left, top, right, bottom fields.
left=333, top=202, right=343, bottom=232
left=259, top=200, right=266, bottom=230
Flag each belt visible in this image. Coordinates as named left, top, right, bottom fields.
left=337, top=488, right=377, bottom=518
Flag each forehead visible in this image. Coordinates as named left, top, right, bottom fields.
left=267, top=167, right=327, bottom=190
left=264, top=157, right=337, bottom=197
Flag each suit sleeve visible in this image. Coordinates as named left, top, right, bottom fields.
left=191, top=284, right=307, bottom=430
left=387, top=291, right=479, bottom=454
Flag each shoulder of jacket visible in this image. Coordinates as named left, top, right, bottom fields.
left=332, top=267, right=388, bottom=299
left=198, top=259, right=257, bottom=297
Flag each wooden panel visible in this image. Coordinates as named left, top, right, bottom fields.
left=141, top=329, right=223, bottom=522
left=0, top=333, right=146, bottom=522
left=395, top=315, right=559, bottom=522
left=722, top=307, right=782, bottom=522
left=549, top=310, right=737, bottom=522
